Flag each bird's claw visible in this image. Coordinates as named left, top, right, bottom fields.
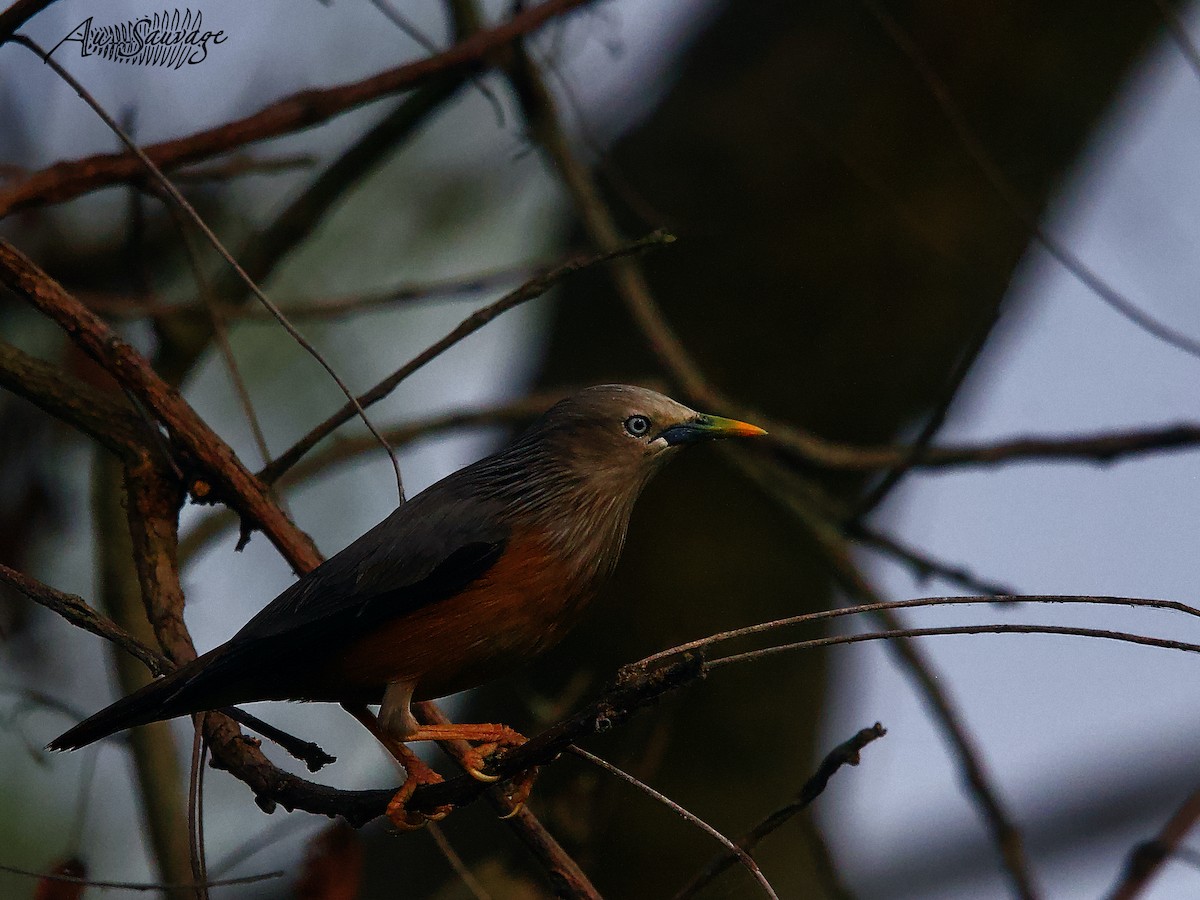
left=454, top=729, right=538, bottom=820
left=386, top=769, right=451, bottom=831
left=496, top=764, right=539, bottom=819
left=461, top=726, right=527, bottom=783
left=463, top=741, right=505, bottom=782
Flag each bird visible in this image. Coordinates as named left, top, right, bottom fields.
left=50, top=384, right=766, bottom=827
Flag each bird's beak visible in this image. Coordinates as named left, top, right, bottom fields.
left=658, top=413, right=768, bottom=445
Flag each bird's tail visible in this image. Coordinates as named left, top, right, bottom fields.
left=48, top=659, right=208, bottom=751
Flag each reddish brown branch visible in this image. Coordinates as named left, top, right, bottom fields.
left=0, top=0, right=594, bottom=217
left=0, top=0, right=56, bottom=43
left=0, top=340, right=149, bottom=457
left=0, top=238, right=322, bottom=572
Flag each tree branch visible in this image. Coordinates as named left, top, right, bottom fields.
left=0, top=238, right=322, bottom=571
left=0, top=341, right=149, bottom=457
left=0, top=561, right=168, bottom=676
left=258, top=230, right=675, bottom=485
left=0, top=0, right=595, bottom=217
left=1106, top=783, right=1200, bottom=900
left=675, top=724, right=887, bottom=899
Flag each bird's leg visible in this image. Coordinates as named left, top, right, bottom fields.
left=405, top=723, right=526, bottom=781
left=408, top=705, right=540, bottom=817
left=340, top=701, right=450, bottom=830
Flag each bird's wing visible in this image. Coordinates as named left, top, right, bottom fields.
left=229, top=490, right=510, bottom=645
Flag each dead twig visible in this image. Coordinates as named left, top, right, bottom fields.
left=259, top=229, right=675, bottom=485
left=570, top=746, right=779, bottom=900
left=675, top=724, right=887, bottom=899
left=0, top=0, right=596, bottom=217
left=16, top=35, right=406, bottom=502
left=1106, top=783, right=1200, bottom=900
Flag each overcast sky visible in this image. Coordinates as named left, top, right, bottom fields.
left=824, top=4, right=1200, bottom=897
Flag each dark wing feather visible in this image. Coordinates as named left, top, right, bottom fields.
left=50, top=448, right=531, bottom=749
left=231, top=488, right=511, bottom=644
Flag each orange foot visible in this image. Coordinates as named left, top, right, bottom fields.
left=496, top=763, right=540, bottom=819
left=403, top=721, right=540, bottom=819
left=386, top=758, right=452, bottom=831
left=458, top=727, right=537, bottom=818
left=455, top=725, right=528, bottom=782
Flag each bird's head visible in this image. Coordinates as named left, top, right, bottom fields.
left=527, top=384, right=767, bottom=487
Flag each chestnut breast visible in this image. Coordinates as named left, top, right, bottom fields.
left=326, top=526, right=599, bottom=700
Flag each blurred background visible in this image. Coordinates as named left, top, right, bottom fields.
left=3, top=0, right=1200, bottom=897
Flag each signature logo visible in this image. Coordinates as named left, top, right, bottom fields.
left=47, top=9, right=227, bottom=68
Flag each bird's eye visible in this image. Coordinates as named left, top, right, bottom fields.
left=624, top=415, right=651, bottom=437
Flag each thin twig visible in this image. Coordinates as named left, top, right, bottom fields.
left=369, top=0, right=506, bottom=125
left=0, top=861, right=283, bottom=891
left=0, top=561, right=334, bottom=768
left=0, top=0, right=57, bottom=43
left=629, top=593, right=1200, bottom=674
left=427, top=823, right=494, bottom=900
left=850, top=308, right=999, bottom=519
left=87, top=264, right=538, bottom=322
left=0, top=0, right=597, bottom=216
left=15, top=37, right=406, bottom=503
left=154, top=71, right=469, bottom=391
left=850, top=524, right=1016, bottom=597
left=0, top=562, right=168, bottom=676
left=187, top=722, right=209, bottom=900
left=570, top=746, right=779, bottom=900
left=675, top=724, right=887, bottom=900
left=509, top=44, right=714, bottom=405
left=169, top=153, right=316, bottom=183
left=1106, top=783, right=1200, bottom=900
left=704, top=624, right=1200, bottom=669
left=259, top=229, right=675, bottom=485
left=164, top=204, right=272, bottom=467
